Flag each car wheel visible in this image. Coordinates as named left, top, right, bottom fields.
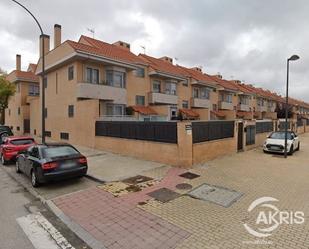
left=296, top=142, right=300, bottom=151
left=16, top=160, right=21, bottom=173
left=1, top=154, right=8, bottom=165
left=263, top=149, right=268, bottom=154
left=288, top=145, right=294, bottom=155
left=31, top=170, right=40, bottom=188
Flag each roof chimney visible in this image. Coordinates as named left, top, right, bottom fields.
left=54, top=24, right=61, bottom=48
left=16, top=54, right=21, bottom=71
left=159, top=56, right=173, bottom=64
left=191, top=67, right=202, bottom=73
left=214, top=74, right=222, bottom=79
left=113, top=41, right=130, bottom=51
left=39, top=34, right=50, bottom=57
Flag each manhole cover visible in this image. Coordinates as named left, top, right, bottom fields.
left=122, top=175, right=153, bottom=184
left=176, top=183, right=193, bottom=190
left=188, top=184, right=243, bottom=207
left=147, top=188, right=181, bottom=203
left=179, top=172, right=200, bottom=180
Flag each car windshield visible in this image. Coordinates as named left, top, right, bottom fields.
left=10, top=139, right=34, bottom=145
left=269, top=132, right=292, bottom=140
left=42, top=146, right=80, bottom=158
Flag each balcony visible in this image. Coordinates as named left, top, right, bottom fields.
left=148, top=92, right=178, bottom=105
left=257, top=105, right=267, bottom=112
left=267, top=106, right=276, bottom=112
left=238, top=104, right=250, bottom=112
left=191, top=98, right=211, bottom=108
left=219, top=101, right=234, bottom=110
left=76, top=83, right=127, bottom=104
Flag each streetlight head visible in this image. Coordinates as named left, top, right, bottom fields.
left=288, top=55, right=300, bottom=61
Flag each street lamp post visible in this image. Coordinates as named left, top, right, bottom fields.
left=10, top=0, right=46, bottom=144
left=284, top=55, right=300, bottom=158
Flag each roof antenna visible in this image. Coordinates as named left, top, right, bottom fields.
left=140, top=45, right=146, bottom=54
left=87, top=28, right=95, bottom=38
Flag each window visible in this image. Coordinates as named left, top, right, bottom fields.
left=134, top=68, right=145, bottom=78
left=170, top=106, right=178, bottom=120
left=29, top=147, right=40, bottom=158
left=28, top=84, right=39, bottom=96
left=45, top=131, right=51, bottom=137
left=68, top=105, right=74, bottom=117
left=220, top=93, right=232, bottom=103
left=213, top=104, right=217, bottom=111
left=16, top=83, right=20, bottom=93
left=44, top=108, right=47, bottom=118
left=68, top=66, right=74, bottom=80
left=106, top=104, right=125, bottom=116
left=165, top=81, right=177, bottom=95
left=60, top=132, right=69, bottom=140
left=106, top=70, right=126, bottom=88
left=200, top=88, right=210, bottom=99
left=135, top=96, right=145, bottom=106
left=86, top=67, right=99, bottom=84
left=193, top=88, right=199, bottom=98
left=182, top=100, right=189, bottom=109
left=8, top=109, right=11, bottom=116
left=152, top=80, right=161, bottom=93
left=16, top=126, right=20, bottom=131
left=18, top=107, right=20, bottom=115
left=182, top=79, right=188, bottom=87
left=239, top=95, right=249, bottom=105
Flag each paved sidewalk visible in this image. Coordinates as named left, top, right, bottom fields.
left=49, top=134, right=309, bottom=248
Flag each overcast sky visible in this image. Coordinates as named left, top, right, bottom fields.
left=0, top=0, right=308, bottom=101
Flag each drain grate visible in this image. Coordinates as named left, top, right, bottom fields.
left=188, top=184, right=243, bottom=207
left=147, top=188, right=181, bottom=203
left=122, top=175, right=153, bottom=185
left=179, top=172, right=200, bottom=180
left=176, top=183, right=193, bottom=190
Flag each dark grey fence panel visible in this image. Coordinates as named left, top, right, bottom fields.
left=279, top=122, right=290, bottom=131
left=297, top=120, right=303, bottom=127
left=95, top=121, right=177, bottom=143
left=246, top=125, right=256, bottom=145
left=256, top=122, right=273, bottom=134
left=192, top=121, right=234, bottom=143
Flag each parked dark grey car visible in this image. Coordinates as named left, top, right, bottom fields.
left=16, top=143, right=88, bottom=187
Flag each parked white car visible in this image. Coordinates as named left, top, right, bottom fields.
left=263, top=131, right=300, bottom=155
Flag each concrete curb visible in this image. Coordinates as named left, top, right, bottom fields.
left=4, top=167, right=106, bottom=249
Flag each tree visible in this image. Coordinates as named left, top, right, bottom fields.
left=0, top=75, right=15, bottom=124
left=0, top=68, right=7, bottom=76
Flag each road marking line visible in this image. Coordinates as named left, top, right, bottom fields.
left=17, top=213, right=75, bottom=249
left=17, top=215, right=60, bottom=249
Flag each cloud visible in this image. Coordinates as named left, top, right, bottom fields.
left=0, top=0, right=308, bottom=101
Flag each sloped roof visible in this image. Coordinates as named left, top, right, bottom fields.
left=27, top=63, right=37, bottom=73
left=72, top=36, right=145, bottom=65
left=177, top=66, right=217, bottom=87
left=138, top=54, right=188, bottom=78
left=130, top=106, right=157, bottom=115
left=180, top=108, right=199, bottom=118
left=210, top=75, right=239, bottom=92
left=6, top=70, right=39, bottom=83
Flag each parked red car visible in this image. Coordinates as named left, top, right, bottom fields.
left=0, top=136, right=36, bottom=165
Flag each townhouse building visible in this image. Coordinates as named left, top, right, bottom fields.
left=5, top=55, right=40, bottom=135
left=4, top=23, right=309, bottom=150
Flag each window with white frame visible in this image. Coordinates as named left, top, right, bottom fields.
left=165, top=81, right=177, bottom=95
left=182, top=100, right=189, bottom=109
left=152, top=80, right=161, bottom=93
left=135, top=95, right=145, bottom=106
left=239, top=95, right=249, bottom=105
left=106, top=70, right=126, bottom=88
left=28, top=84, right=39, bottom=96
left=193, top=88, right=199, bottom=98
left=86, top=67, right=99, bottom=84
left=200, top=87, right=210, bottom=99
left=106, top=103, right=125, bottom=116
left=133, top=68, right=145, bottom=78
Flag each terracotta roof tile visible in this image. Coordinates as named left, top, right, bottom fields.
left=210, top=75, right=239, bottom=91
left=138, top=54, right=188, bottom=78
left=68, top=36, right=145, bottom=65
left=180, top=108, right=199, bottom=118
left=7, top=70, right=39, bottom=82
left=177, top=66, right=217, bottom=87
left=211, top=110, right=226, bottom=118
left=131, top=106, right=157, bottom=115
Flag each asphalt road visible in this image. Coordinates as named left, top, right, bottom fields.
left=0, top=166, right=35, bottom=249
